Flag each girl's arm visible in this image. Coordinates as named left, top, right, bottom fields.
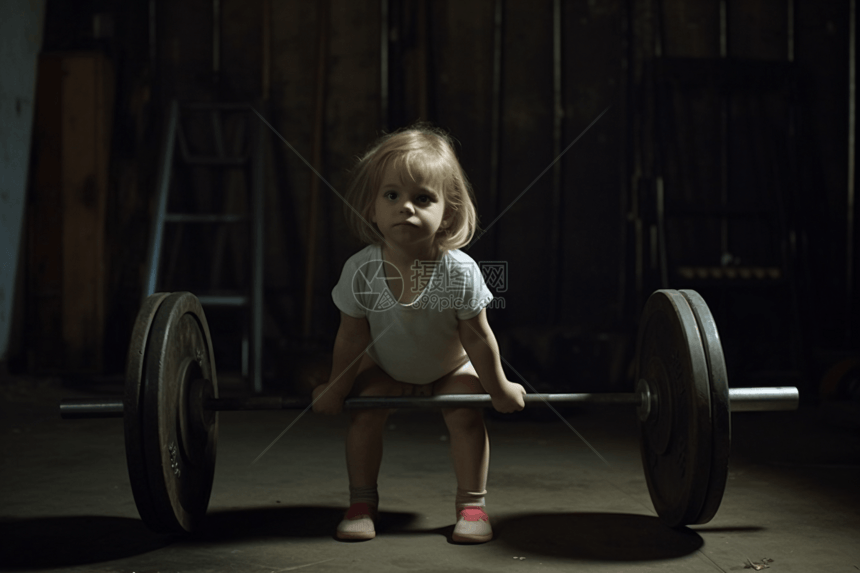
left=457, top=309, right=509, bottom=396
left=326, top=312, right=372, bottom=396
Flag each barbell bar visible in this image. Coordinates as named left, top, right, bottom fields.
left=58, top=289, right=801, bottom=534
left=59, top=386, right=799, bottom=419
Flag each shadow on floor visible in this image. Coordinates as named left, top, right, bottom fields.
left=197, top=507, right=718, bottom=560
left=0, top=516, right=172, bottom=570
left=490, top=512, right=706, bottom=560
left=198, top=505, right=421, bottom=541
left=0, top=508, right=726, bottom=569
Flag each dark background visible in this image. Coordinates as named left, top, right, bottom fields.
left=8, top=0, right=860, bottom=402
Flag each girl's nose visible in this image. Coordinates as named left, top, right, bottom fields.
left=399, top=201, right=415, bottom=213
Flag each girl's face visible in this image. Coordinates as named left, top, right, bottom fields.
left=372, top=161, right=450, bottom=253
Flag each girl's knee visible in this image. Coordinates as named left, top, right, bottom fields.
left=350, top=407, right=393, bottom=427
left=442, top=407, right=485, bottom=430
left=456, top=376, right=483, bottom=393
left=433, top=370, right=483, bottom=396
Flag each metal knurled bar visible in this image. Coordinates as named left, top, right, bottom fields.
left=59, top=387, right=799, bottom=419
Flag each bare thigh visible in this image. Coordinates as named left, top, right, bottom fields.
left=431, top=361, right=484, bottom=396
left=349, top=355, right=485, bottom=420
left=347, top=353, right=404, bottom=419
left=430, top=361, right=486, bottom=423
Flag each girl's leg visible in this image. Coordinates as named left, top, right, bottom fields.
left=436, top=363, right=490, bottom=507
left=447, top=413, right=489, bottom=506
left=335, top=355, right=406, bottom=540
left=346, top=408, right=390, bottom=490
left=343, top=354, right=402, bottom=500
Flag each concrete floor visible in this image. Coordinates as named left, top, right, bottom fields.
left=1, top=374, right=859, bottom=573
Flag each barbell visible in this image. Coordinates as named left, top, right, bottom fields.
left=59, top=289, right=799, bottom=534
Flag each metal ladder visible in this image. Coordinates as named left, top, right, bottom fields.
left=143, top=100, right=264, bottom=393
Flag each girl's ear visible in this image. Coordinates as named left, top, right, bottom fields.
left=439, top=210, right=453, bottom=232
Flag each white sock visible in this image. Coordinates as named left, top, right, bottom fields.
left=455, top=487, right=487, bottom=509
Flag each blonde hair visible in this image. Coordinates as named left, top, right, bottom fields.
left=343, top=124, right=479, bottom=251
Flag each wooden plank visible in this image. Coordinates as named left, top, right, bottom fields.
left=496, top=0, right=554, bottom=329
left=660, top=0, right=721, bottom=58
left=27, top=54, right=64, bottom=372
left=562, top=0, right=625, bottom=331
left=60, top=53, right=113, bottom=372
left=729, top=0, right=789, bottom=60
left=433, top=0, right=495, bottom=232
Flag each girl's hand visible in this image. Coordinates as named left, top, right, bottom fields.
left=312, top=382, right=348, bottom=415
left=489, top=381, right=526, bottom=413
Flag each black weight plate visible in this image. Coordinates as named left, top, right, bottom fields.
left=679, top=289, right=731, bottom=525
left=142, top=292, right=219, bottom=533
left=637, top=290, right=712, bottom=527
left=124, top=292, right=171, bottom=533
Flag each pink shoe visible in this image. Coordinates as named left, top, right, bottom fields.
left=336, top=502, right=377, bottom=540
left=452, top=506, right=493, bottom=543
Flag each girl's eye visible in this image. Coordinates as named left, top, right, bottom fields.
left=384, top=191, right=397, bottom=200
left=417, top=195, right=432, bottom=204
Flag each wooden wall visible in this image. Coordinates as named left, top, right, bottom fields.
left=27, top=53, right=113, bottom=374
left=19, top=0, right=859, bottom=395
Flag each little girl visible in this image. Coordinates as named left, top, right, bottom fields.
left=312, top=125, right=526, bottom=543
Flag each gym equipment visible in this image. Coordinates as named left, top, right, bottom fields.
left=59, top=289, right=799, bottom=532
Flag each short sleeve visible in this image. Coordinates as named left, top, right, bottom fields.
left=454, top=256, right=494, bottom=320
left=332, top=255, right=367, bottom=318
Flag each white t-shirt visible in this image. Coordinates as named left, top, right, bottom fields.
left=331, top=243, right=494, bottom=384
